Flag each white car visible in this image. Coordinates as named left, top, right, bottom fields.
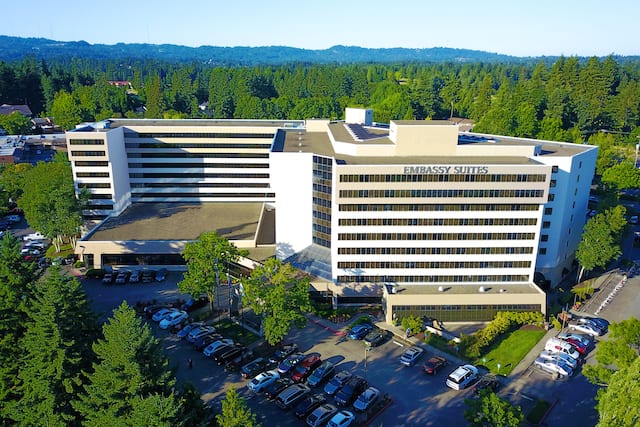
left=538, top=350, right=579, bottom=369
left=203, top=338, right=235, bottom=357
left=158, top=310, right=188, bottom=329
left=152, top=307, right=177, bottom=322
left=353, top=386, right=380, bottom=412
left=248, top=370, right=280, bottom=393
left=326, top=410, right=355, bottom=427
left=569, top=322, right=602, bottom=337
left=23, top=232, right=46, bottom=241
left=446, top=365, right=479, bottom=390
left=534, top=357, right=573, bottom=378
left=400, top=346, right=424, bottom=366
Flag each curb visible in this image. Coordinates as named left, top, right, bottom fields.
left=307, top=315, right=346, bottom=336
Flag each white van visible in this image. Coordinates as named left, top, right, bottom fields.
left=545, top=337, right=580, bottom=360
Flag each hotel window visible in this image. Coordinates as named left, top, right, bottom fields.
left=544, top=207, right=552, bottom=215
left=542, top=221, right=550, bottom=229
left=548, top=193, right=555, bottom=202
left=538, top=248, right=547, bottom=255
left=551, top=165, right=558, bottom=173
left=541, top=234, right=549, bottom=242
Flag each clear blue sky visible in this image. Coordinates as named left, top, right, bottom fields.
left=2, top=0, right=638, bottom=57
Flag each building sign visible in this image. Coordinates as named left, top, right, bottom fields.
left=403, top=165, right=489, bottom=175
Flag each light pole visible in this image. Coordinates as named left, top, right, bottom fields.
left=364, top=346, right=371, bottom=381
left=214, top=257, right=220, bottom=323
left=635, top=141, right=639, bottom=168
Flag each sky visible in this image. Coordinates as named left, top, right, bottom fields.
left=2, top=0, right=638, bottom=57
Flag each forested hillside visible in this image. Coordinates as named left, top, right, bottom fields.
left=1, top=55, right=640, bottom=148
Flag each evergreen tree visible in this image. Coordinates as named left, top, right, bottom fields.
left=73, top=302, right=180, bottom=427
left=10, top=268, right=98, bottom=426
left=216, top=386, right=260, bottom=427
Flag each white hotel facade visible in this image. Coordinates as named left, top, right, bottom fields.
left=67, top=108, right=597, bottom=323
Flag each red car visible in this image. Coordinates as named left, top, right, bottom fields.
left=423, top=356, right=448, bottom=375
left=291, top=355, right=322, bottom=383
left=562, top=337, right=588, bottom=354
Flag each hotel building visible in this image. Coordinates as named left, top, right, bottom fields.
left=67, top=108, right=597, bottom=322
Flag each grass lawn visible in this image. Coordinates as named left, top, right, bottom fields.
left=475, top=328, right=546, bottom=375
left=214, top=318, right=260, bottom=347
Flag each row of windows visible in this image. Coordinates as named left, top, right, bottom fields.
left=338, top=232, right=536, bottom=241
left=75, top=161, right=109, bottom=167
left=337, top=274, right=529, bottom=283
left=135, top=132, right=274, bottom=139
left=79, top=183, right=111, bottom=189
left=337, top=246, right=534, bottom=255
left=339, top=189, right=545, bottom=199
left=313, top=196, right=332, bottom=209
left=127, top=152, right=269, bottom=159
left=129, top=173, right=270, bottom=179
left=337, top=260, right=531, bottom=269
left=338, top=217, right=538, bottom=227
left=340, top=173, right=547, bottom=183
left=84, top=204, right=114, bottom=210
left=130, top=182, right=270, bottom=188
left=128, top=163, right=269, bottom=169
left=71, top=151, right=106, bottom=157
left=76, top=172, right=110, bottom=178
left=127, top=142, right=272, bottom=149
left=313, top=184, right=332, bottom=194
left=339, top=204, right=540, bottom=212
left=392, top=304, right=541, bottom=322
left=313, top=236, right=331, bottom=248
left=87, top=194, right=113, bottom=199
left=132, top=192, right=275, bottom=198
left=69, top=139, right=105, bottom=145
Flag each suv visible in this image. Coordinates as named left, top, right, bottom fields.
left=445, top=365, right=478, bottom=390
left=400, top=346, right=424, bottom=366
left=275, top=383, right=311, bottom=410
left=335, top=375, right=367, bottom=406
left=306, top=403, right=338, bottom=427
left=241, top=357, right=271, bottom=379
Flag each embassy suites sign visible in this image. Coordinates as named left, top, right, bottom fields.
left=403, top=165, right=489, bottom=175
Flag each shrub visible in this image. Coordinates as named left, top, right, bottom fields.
left=74, top=260, right=85, bottom=268
left=465, top=311, right=544, bottom=358
left=400, top=315, right=423, bottom=336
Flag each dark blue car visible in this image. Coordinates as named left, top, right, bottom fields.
left=349, top=324, right=372, bottom=340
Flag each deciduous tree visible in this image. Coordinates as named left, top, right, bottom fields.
left=216, top=386, right=260, bottom=427
left=464, top=389, right=524, bottom=427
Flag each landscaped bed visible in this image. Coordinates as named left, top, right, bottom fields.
left=475, top=326, right=547, bottom=375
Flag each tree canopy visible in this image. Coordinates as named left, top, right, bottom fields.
left=463, top=389, right=524, bottom=427
left=216, top=386, right=260, bottom=427
left=242, top=258, right=312, bottom=345
left=575, top=206, right=626, bottom=280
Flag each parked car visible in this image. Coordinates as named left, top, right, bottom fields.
left=269, top=343, right=299, bottom=364
left=307, top=361, right=335, bottom=387
left=155, top=267, right=168, bottom=281
left=277, top=352, right=305, bottom=375
left=141, top=269, right=156, bottom=283
left=143, top=304, right=172, bottom=319
left=176, top=322, right=203, bottom=339
left=348, top=324, right=372, bottom=340
left=326, top=410, right=356, bottom=427
left=4, top=215, right=20, bottom=223
left=292, top=355, right=322, bottom=383
left=225, top=349, right=255, bottom=372
left=275, top=383, right=311, bottom=410
left=445, top=365, right=478, bottom=390
left=129, top=270, right=141, bottom=283
left=194, top=333, right=223, bottom=352
left=294, top=393, right=327, bottom=419
left=569, top=321, right=602, bottom=337
left=363, top=328, right=386, bottom=347
left=168, top=316, right=190, bottom=333
left=241, top=357, right=271, bottom=379
left=423, top=356, right=448, bottom=375
left=534, top=357, right=573, bottom=378
left=264, top=378, right=294, bottom=400
left=562, top=336, right=589, bottom=355
left=306, top=403, right=338, bottom=427
left=115, top=270, right=131, bottom=284
left=152, top=307, right=177, bottom=322
left=324, top=370, right=352, bottom=396
left=102, top=272, right=117, bottom=284
left=557, top=332, right=591, bottom=348
left=538, top=350, right=579, bottom=369
left=158, top=310, right=188, bottom=329
left=23, top=232, right=46, bottom=241
left=187, top=325, right=216, bottom=343
left=203, top=338, right=235, bottom=357
left=400, top=346, right=424, bottom=366
left=472, top=375, right=500, bottom=395
left=335, top=375, right=367, bottom=406
left=182, top=296, right=208, bottom=312
left=353, top=386, right=380, bottom=412
left=248, top=370, right=280, bottom=393
left=579, top=316, right=609, bottom=333
left=214, top=345, right=247, bottom=366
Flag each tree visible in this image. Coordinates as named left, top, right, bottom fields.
left=179, top=231, right=247, bottom=313
left=10, top=268, right=98, bottom=426
left=0, top=233, right=37, bottom=421
left=575, top=207, right=625, bottom=281
left=464, top=389, right=524, bottom=427
left=18, top=159, right=85, bottom=251
left=0, top=111, right=31, bottom=135
left=73, top=302, right=180, bottom=427
left=50, top=90, right=83, bottom=130
left=242, top=258, right=311, bottom=345
left=601, top=162, right=640, bottom=190
left=215, top=386, right=260, bottom=427
left=0, top=162, right=32, bottom=204
left=594, top=356, right=640, bottom=427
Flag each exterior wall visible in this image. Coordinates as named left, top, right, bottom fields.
left=271, top=151, right=314, bottom=258
left=390, top=121, right=459, bottom=156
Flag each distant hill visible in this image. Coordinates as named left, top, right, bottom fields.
left=0, top=35, right=533, bottom=64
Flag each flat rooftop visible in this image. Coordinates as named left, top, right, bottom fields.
left=387, top=283, right=544, bottom=295
left=87, top=202, right=265, bottom=242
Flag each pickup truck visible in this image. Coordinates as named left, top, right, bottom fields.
left=23, top=232, right=46, bottom=241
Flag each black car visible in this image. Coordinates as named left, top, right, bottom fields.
left=269, top=343, right=299, bottom=364
left=306, top=361, right=335, bottom=387
left=143, top=304, right=172, bottom=319
left=264, top=378, right=294, bottom=400
left=335, top=375, right=367, bottom=406
left=241, top=357, right=271, bottom=379
left=324, top=370, right=352, bottom=396
left=141, top=269, right=156, bottom=283
left=182, top=296, right=209, bottom=312
left=294, top=393, right=327, bottom=419
left=194, top=333, right=223, bottom=351
left=210, top=343, right=234, bottom=360
left=473, top=375, right=500, bottom=395
left=168, top=317, right=190, bottom=333
left=215, top=345, right=247, bottom=366
left=364, top=328, right=386, bottom=347
left=225, top=351, right=256, bottom=373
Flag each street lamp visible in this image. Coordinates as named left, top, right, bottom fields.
left=635, top=142, right=639, bottom=168
left=364, top=346, right=371, bottom=381
left=214, top=257, right=220, bottom=322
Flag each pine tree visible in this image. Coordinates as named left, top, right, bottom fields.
left=73, top=302, right=180, bottom=427
left=10, top=267, right=98, bottom=426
